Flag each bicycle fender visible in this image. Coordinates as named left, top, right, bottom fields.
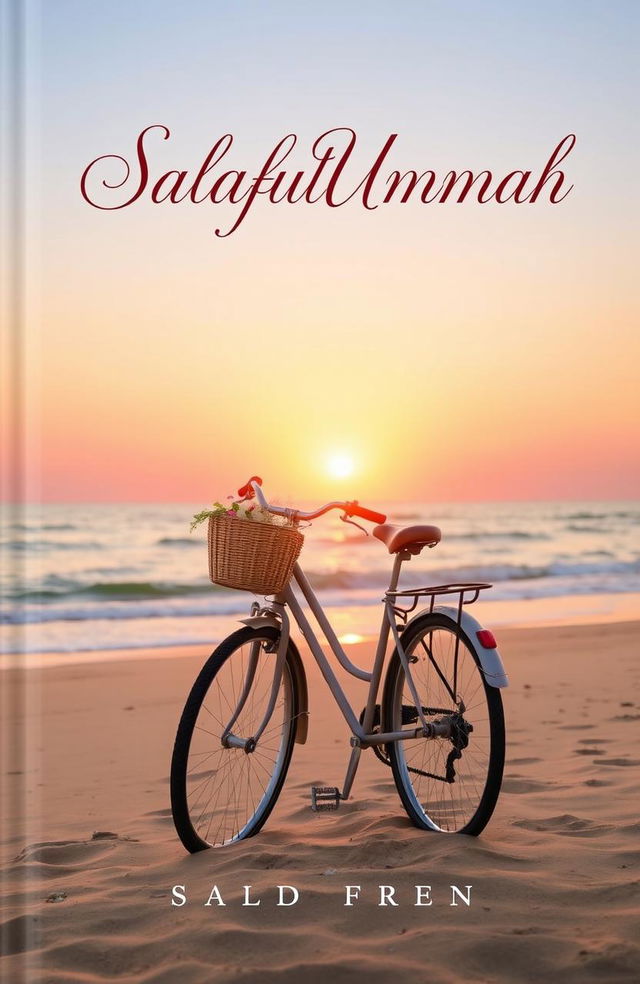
left=238, top=616, right=309, bottom=743
left=239, top=614, right=281, bottom=631
left=402, top=605, right=509, bottom=689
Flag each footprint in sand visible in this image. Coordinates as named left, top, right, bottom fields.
left=513, top=814, right=612, bottom=836
left=557, top=724, right=594, bottom=730
left=599, top=758, right=640, bottom=767
left=13, top=835, right=132, bottom=870
left=502, top=777, right=548, bottom=794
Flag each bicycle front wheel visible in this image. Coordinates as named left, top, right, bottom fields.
left=170, top=625, right=299, bottom=852
left=382, top=612, right=505, bottom=835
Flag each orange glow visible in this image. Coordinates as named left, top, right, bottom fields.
left=22, top=279, right=640, bottom=503
left=9, top=133, right=639, bottom=506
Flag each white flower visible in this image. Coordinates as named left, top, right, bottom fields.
left=249, top=505, right=272, bottom=524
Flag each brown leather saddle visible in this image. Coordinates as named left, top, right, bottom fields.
left=373, top=523, right=441, bottom=555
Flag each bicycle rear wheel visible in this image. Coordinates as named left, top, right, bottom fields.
left=382, top=612, right=505, bottom=835
left=170, top=625, right=299, bottom=852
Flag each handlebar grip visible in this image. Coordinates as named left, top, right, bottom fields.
left=237, top=476, right=263, bottom=498
left=347, top=502, right=387, bottom=524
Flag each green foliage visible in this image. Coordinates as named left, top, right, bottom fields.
left=189, top=502, right=227, bottom=531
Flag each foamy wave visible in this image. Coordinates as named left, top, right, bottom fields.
left=7, top=579, right=215, bottom=604
left=308, top=558, right=640, bottom=591
left=5, top=557, right=640, bottom=626
left=564, top=510, right=638, bottom=521
left=2, top=539, right=104, bottom=552
left=6, top=596, right=251, bottom=625
left=445, top=530, right=550, bottom=541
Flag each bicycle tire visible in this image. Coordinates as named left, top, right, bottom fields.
left=382, top=612, right=505, bottom=835
left=170, top=625, right=299, bottom=852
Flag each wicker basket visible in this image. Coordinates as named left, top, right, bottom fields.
left=208, top=515, right=304, bottom=594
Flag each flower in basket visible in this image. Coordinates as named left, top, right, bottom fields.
left=190, top=498, right=291, bottom=532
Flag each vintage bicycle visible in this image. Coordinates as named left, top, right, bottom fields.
left=170, top=478, right=508, bottom=852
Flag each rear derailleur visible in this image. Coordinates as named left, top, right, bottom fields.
left=360, top=705, right=473, bottom=783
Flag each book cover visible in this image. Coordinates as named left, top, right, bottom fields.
left=2, top=2, right=639, bottom=982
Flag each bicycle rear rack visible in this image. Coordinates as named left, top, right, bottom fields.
left=382, top=582, right=493, bottom=727
left=385, top=582, right=492, bottom=625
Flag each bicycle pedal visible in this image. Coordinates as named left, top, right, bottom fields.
left=311, top=786, right=341, bottom=812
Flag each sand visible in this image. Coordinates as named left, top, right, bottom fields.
left=2, top=620, right=640, bottom=983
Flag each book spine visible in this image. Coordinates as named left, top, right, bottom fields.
left=1, top=1, right=42, bottom=978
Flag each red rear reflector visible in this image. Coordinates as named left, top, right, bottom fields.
left=477, top=629, right=497, bottom=649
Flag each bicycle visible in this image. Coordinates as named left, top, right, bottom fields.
left=170, top=478, right=508, bottom=852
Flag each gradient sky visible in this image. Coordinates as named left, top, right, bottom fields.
left=11, top=0, right=640, bottom=503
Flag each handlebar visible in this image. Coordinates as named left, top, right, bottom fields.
left=238, top=477, right=386, bottom=525
left=345, top=502, right=387, bottom=525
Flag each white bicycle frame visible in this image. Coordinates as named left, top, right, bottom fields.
left=221, top=482, right=508, bottom=802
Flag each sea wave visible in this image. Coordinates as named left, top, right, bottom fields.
left=308, top=558, right=640, bottom=590
left=5, top=523, right=78, bottom=532
left=5, top=570, right=640, bottom=628
left=5, top=595, right=252, bottom=625
left=445, top=530, right=550, bottom=541
left=8, top=580, right=214, bottom=603
left=4, top=556, right=640, bottom=616
left=4, top=501, right=638, bottom=652
left=564, top=510, right=638, bottom=521
left=2, top=540, right=104, bottom=552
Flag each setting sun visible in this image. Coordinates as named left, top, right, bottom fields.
left=326, top=452, right=355, bottom=480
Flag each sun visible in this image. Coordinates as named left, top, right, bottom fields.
left=326, top=452, right=355, bottom=479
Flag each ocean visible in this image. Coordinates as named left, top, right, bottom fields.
left=2, top=501, right=639, bottom=656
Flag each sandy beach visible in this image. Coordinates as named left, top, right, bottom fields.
left=2, top=617, right=639, bottom=982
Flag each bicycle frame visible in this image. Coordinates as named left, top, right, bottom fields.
left=218, top=477, right=508, bottom=803
left=222, top=552, right=460, bottom=800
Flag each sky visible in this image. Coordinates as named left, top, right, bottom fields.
left=8, top=0, right=640, bottom=503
